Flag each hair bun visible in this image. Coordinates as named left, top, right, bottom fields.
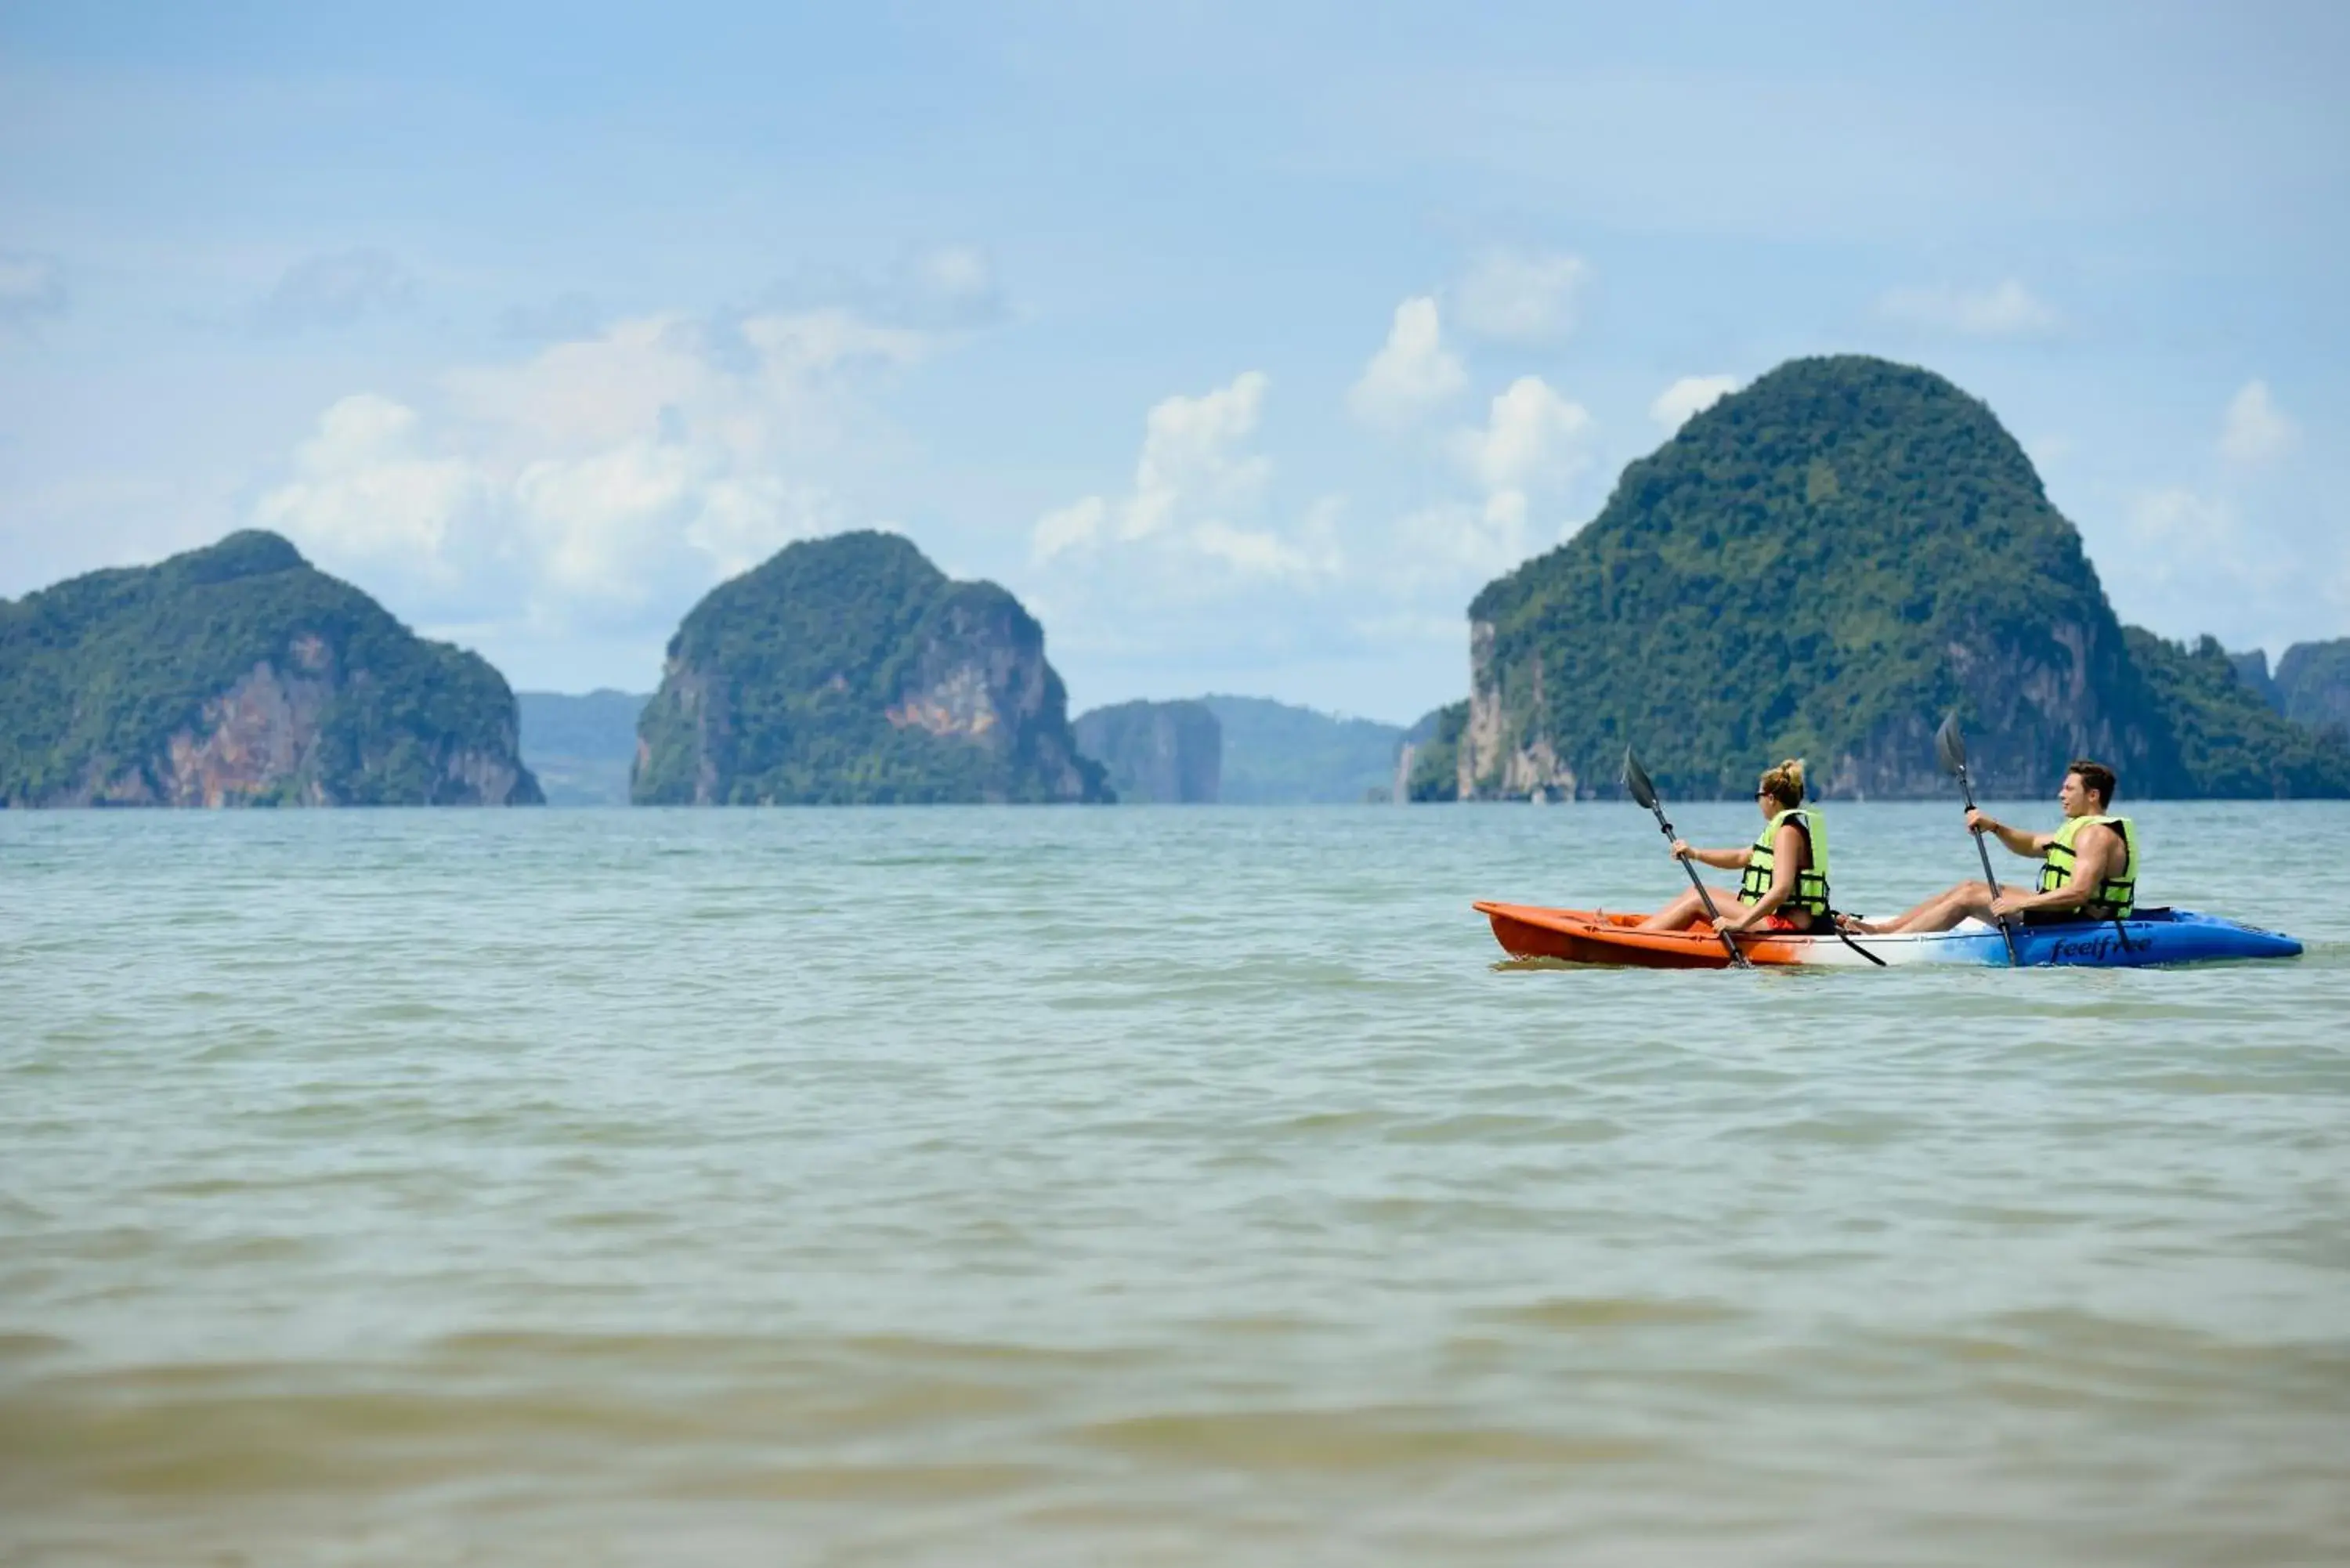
left=1758, top=757, right=1807, bottom=805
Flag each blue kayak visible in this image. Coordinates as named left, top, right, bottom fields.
left=1991, top=908, right=2304, bottom=967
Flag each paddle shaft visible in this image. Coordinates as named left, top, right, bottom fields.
left=1953, top=763, right=2023, bottom=966
left=1643, top=800, right=1752, bottom=969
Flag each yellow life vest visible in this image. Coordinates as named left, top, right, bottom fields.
left=1739, top=807, right=1830, bottom=918
left=2037, top=814, right=2137, bottom=919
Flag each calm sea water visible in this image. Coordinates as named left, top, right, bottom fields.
left=4, top=803, right=2348, bottom=1566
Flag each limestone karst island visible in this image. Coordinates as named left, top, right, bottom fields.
left=1405, top=356, right=2350, bottom=802
left=0, top=531, right=539, bottom=807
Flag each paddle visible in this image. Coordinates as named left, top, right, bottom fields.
left=1622, top=747, right=1752, bottom=970
left=1934, top=714, right=2020, bottom=966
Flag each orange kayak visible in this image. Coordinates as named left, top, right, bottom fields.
left=1473, top=902, right=1799, bottom=968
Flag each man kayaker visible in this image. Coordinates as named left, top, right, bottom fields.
left=1846, top=758, right=2137, bottom=934
left=1637, top=758, right=1830, bottom=934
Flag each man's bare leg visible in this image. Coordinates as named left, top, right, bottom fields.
left=1897, top=881, right=2000, bottom=934
left=1849, top=881, right=1995, bottom=934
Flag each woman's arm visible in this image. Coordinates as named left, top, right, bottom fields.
left=1723, top=822, right=1805, bottom=929
left=1668, top=840, right=1749, bottom=872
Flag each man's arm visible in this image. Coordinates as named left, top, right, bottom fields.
left=1991, top=823, right=2116, bottom=916
left=1967, top=809, right=2055, bottom=859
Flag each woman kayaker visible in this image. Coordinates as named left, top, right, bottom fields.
left=1636, top=759, right=1831, bottom=934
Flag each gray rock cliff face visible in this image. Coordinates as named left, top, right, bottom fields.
left=1072, top=700, right=1221, bottom=803
left=70, top=642, right=532, bottom=809
left=1457, top=623, right=1577, bottom=800
left=1459, top=613, right=2167, bottom=803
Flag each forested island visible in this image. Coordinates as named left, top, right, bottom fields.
left=1444, top=356, right=2350, bottom=800
left=0, top=531, right=539, bottom=807
left=631, top=531, right=1110, bottom=804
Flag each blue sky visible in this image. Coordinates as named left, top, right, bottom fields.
left=3, top=2, right=2345, bottom=722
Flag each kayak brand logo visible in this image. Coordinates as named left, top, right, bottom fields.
left=2046, top=934, right=2126, bottom=963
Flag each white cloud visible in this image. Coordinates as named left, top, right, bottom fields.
left=2026, top=434, right=2075, bottom=470
left=444, top=309, right=921, bottom=463
left=2105, top=486, right=2279, bottom=638
left=2095, top=479, right=2350, bottom=652
left=907, top=244, right=1004, bottom=326
left=765, top=243, right=1009, bottom=331
left=1452, top=375, right=1593, bottom=493
left=1032, top=496, right=1107, bottom=562
left=1376, top=378, right=1592, bottom=595
left=0, top=252, right=68, bottom=327
left=1029, top=371, right=1331, bottom=587
left=1393, top=491, right=1534, bottom=582
left=1347, top=297, right=1466, bottom=428
left=1875, top=278, right=2060, bottom=338
left=255, top=395, right=482, bottom=573
left=1649, top=374, right=1739, bottom=432
left=2218, top=379, right=2296, bottom=465
left=1193, top=495, right=1346, bottom=582
left=1125, top=370, right=1271, bottom=541
left=1454, top=250, right=1590, bottom=343
left=255, top=248, right=418, bottom=334
left=498, top=293, right=603, bottom=345
left=256, top=306, right=910, bottom=638
left=2128, top=486, right=2240, bottom=557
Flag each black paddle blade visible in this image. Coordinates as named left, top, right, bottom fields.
left=1935, top=713, right=1969, bottom=777
left=1622, top=746, right=1658, bottom=810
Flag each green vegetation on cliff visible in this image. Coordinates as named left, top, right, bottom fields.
left=0, top=532, right=540, bottom=807
left=2126, top=632, right=2350, bottom=797
left=633, top=531, right=1108, bottom=805
left=1465, top=356, right=2343, bottom=800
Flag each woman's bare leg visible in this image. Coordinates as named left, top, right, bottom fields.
left=1637, top=885, right=1742, bottom=931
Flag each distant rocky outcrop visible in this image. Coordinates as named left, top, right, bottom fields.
left=2128, top=632, right=2350, bottom=797
left=1198, top=695, right=1407, bottom=804
left=0, top=531, right=540, bottom=807
left=1458, top=355, right=2348, bottom=800
left=2274, top=639, right=2350, bottom=735
left=1397, top=701, right=1469, bottom=802
left=2227, top=649, right=2281, bottom=710
left=518, top=689, right=649, bottom=807
left=1073, top=699, right=1221, bottom=802
left=632, top=531, right=1109, bottom=804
